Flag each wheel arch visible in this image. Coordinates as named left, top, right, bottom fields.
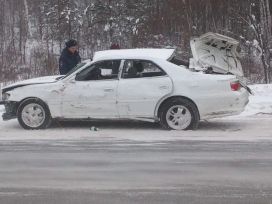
left=17, top=97, right=51, bottom=116
left=17, top=97, right=53, bottom=129
left=156, top=95, right=200, bottom=119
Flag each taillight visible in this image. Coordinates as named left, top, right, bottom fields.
left=230, top=81, right=241, bottom=91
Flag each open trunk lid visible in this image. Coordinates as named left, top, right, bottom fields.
left=190, top=32, right=244, bottom=77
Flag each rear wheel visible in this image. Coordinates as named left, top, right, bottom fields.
left=159, top=98, right=199, bottom=130
left=17, top=99, right=52, bottom=130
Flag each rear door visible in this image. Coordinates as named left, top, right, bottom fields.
left=117, top=60, right=173, bottom=118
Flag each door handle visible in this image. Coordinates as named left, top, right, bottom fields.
left=159, top=85, right=169, bottom=90
left=104, top=88, right=114, bottom=92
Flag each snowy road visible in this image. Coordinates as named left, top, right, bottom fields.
left=1, top=116, right=272, bottom=203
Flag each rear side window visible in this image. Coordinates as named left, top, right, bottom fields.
left=122, top=60, right=166, bottom=79
left=169, top=57, right=189, bottom=67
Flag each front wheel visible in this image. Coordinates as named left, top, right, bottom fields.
left=159, top=98, right=199, bottom=130
left=17, top=99, right=52, bottom=130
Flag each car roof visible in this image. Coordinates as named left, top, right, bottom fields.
left=93, top=48, right=175, bottom=62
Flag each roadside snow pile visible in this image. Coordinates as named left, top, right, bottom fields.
left=239, top=84, right=272, bottom=117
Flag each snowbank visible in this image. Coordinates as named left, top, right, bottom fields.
left=239, top=84, right=272, bottom=117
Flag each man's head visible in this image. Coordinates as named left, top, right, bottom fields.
left=66, top=39, right=78, bottom=54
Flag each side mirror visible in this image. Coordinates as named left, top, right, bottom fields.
left=69, top=76, right=76, bottom=83
left=75, top=72, right=86, bottom=81
left=74, top=72, right=82, bottom=81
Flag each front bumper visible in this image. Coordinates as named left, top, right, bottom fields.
left=1, top=101, right=18, bottom=121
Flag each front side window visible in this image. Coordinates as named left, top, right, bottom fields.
left=76, top=60, right=121, bottom=81
left=122, top=60, right=166, bottom=79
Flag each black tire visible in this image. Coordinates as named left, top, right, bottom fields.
left=159, top=98, right=199, bottom=130
left=17, top=98, right=52, bottom=130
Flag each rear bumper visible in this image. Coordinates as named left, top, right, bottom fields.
left=1, top=101, right=18, bottom=121
left=200, top=88, right=249, bottom=119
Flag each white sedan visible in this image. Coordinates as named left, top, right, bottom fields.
left=0, top=33, right=250, bottom=130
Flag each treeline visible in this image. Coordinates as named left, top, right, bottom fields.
left=0, top=0, right=271, bottom=83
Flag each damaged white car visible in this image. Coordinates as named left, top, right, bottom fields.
left=0, top=33, right=250, bottom=130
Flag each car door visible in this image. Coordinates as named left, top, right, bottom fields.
left=61, top=60, right=121, bottom=118
left=117, top=60, right=173, bottom=118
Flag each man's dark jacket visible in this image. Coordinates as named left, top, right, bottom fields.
left=59, top=48, right=81, bottom=75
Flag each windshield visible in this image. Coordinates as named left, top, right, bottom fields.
left=61, top=62, right=87, bottom=80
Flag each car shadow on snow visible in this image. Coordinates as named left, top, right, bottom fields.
left=51, top=120, right=161, bottom=130
left=49, top=119, right=245, bottom=132
left=198, top=120, right=244, bottom=132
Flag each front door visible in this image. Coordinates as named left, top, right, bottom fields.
left=61, top=60, right=121, bottom=118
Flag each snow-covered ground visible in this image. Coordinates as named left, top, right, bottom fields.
left=0, top=84, right=272, bottom=142
left=237, top=84, right=272, bottom=116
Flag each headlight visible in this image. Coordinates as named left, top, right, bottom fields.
left=2, top=92, right=10, bottom=101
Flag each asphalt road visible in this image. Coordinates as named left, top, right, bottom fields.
left=1, top=118, right=272, bottom=204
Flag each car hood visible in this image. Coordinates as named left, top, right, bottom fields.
left=2, top=75, right=62, bottom=92
left=190, top=32, right=243, bottom=77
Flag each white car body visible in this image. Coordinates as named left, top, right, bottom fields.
left=1, top=33, right=249, bottom=129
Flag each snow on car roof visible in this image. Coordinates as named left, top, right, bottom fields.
left=93, top=48, right=175, bottom=61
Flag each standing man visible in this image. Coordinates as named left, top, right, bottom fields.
left=59, top=39, right=81, bottom=75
